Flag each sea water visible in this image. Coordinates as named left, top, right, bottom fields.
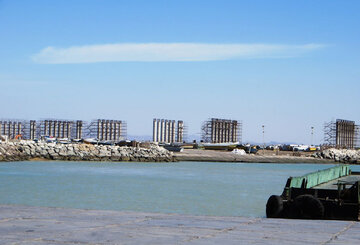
left=1, top=161, right=359, bottom=217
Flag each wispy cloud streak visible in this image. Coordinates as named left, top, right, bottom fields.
left=32, top=43, right=325, bottom=64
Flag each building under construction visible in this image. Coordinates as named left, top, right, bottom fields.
left=201, top=118, right=242, bottom=143
left=0, top=120, right=25, bottom=139
left=324, top=119, right=360, bottom=149
left=27, top=120, right=37, bottom=140
left=87, top=119, right=127, bottom=141
left=152, top=119, right=185, bottom=143
left=0, top=118, right=126, bottom=141
left=0, top=119, right=40, bottom=140
left=38, top=119, right=77, bottom=139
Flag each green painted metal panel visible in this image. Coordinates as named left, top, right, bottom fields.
left=289, top=165, right=350, bottom=188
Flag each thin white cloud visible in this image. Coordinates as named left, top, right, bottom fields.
left=32, top=43, right=325, bottom=64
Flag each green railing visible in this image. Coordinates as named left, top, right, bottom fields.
left=289, top=165, right=350, bottom=188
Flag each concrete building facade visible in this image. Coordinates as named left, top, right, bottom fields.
left=153, top=119, right=184, bottom=143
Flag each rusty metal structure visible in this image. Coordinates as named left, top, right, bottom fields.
left=152, top=119, right=185, bottom=143
left=87, top=119, right=127, bottom=141
left=324, top=119, right=360, bottom=149
left=201, top=118, right=242, bottom=143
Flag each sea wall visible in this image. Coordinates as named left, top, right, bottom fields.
left=0, top=142, right=174, bottom=162
left=313, top=148, right=360, bottom=163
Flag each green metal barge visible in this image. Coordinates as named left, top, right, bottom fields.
left=266, top=165, right=360, bottom=220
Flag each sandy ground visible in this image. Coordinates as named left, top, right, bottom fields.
left=0, top=205, right=359, bottom=244
left=174, top=149, right=334, bottom=163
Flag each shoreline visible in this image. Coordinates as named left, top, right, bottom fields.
left=4, top=155, right=335, bottom=164
left=2, top=141, right=358, bottom=164
left=174, top=149, right=336, bottom=164
left=0, top=142, right=174, bottom=162
left=1, top=204, right=358, bottom=244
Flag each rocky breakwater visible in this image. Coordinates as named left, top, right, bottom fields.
left=313, top=148, right=360, bottom=163
left=0, top=142, right=174, bottom=162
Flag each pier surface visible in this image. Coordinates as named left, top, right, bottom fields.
left=0, top=205, right=359, bottom=244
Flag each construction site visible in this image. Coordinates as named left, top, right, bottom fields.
left=201, top=118, right=242, bottom=143
left=0, top=120, right=25, bottom=140
left=152, top=119, right=185, bottom=143
left=87, top=119, right=127, bottom=141
left=2, top=117, right=360, bottom=152
left=324, top=119, right=360, bottom=149
left=0, top=118, right=127, bottom=142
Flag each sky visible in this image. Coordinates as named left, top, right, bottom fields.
left=0, top=0, right=359, bottom=144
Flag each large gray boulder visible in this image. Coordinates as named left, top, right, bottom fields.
left=0, top=141, right=173, bottom=162
left=313, top=148, right=360, bottom=163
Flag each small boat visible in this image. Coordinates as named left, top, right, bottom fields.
left=71, top=138, right=83, bottom=143
left=163, top=145, right=184, bottom=152
left=44, top=136, right=56, bottom=143
left=57, top=138, right=71, bottom=144
left=83, top=138, right=98, bottom=144
left=115, top=140, right=133, bottom=147
left=200, top=142, right=238, bottom=151
left=98, top=140, right=113, bottom=145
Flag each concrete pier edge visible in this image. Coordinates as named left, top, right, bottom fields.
left=0, top=205, right=359, bottom=244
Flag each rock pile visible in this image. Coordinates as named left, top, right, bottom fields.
left=313, top=148, right=360, bottom=163
left=0, top=142, right=174, bottom=162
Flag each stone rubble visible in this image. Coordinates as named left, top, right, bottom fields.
left=312, top=148, right=360, bottom=163
left=0, top=141, right=174, bottom=162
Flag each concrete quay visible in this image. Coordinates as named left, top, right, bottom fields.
left=0, top=205, right=359, bottom=244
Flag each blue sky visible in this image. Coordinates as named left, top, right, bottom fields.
left=0, top=0, right=359, bottom=144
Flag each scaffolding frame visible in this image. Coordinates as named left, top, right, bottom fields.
left=324, top=119, right=360, bottom=149
left=38, top=119, right=75, bottom=139
left=0, top=118, right=127, bottom=141
left=201, top=118, right=242, bottom=143
left=86, top=119, right=127, bottom=141
left=0, top=119, right=26, bottom=139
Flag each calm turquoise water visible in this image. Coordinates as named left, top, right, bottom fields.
left=1, top=161, right=359, bottom=217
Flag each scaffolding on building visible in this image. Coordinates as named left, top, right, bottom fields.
left=0, top=119, right=26, bottom=139
left=23, top=119, right=84, bottom=140
left=323, top=119, right=360, bottom=149
left=0, top=118, right=126, bottom=141
left=86, top=119, right=127, bottom=141
left=201, top=118, right=242, bottom=143
left=28, top=120, right=37, bottom=140
left=74, top=120, right=83, bottom=139
left=38, top=119, right=75, bottom=139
